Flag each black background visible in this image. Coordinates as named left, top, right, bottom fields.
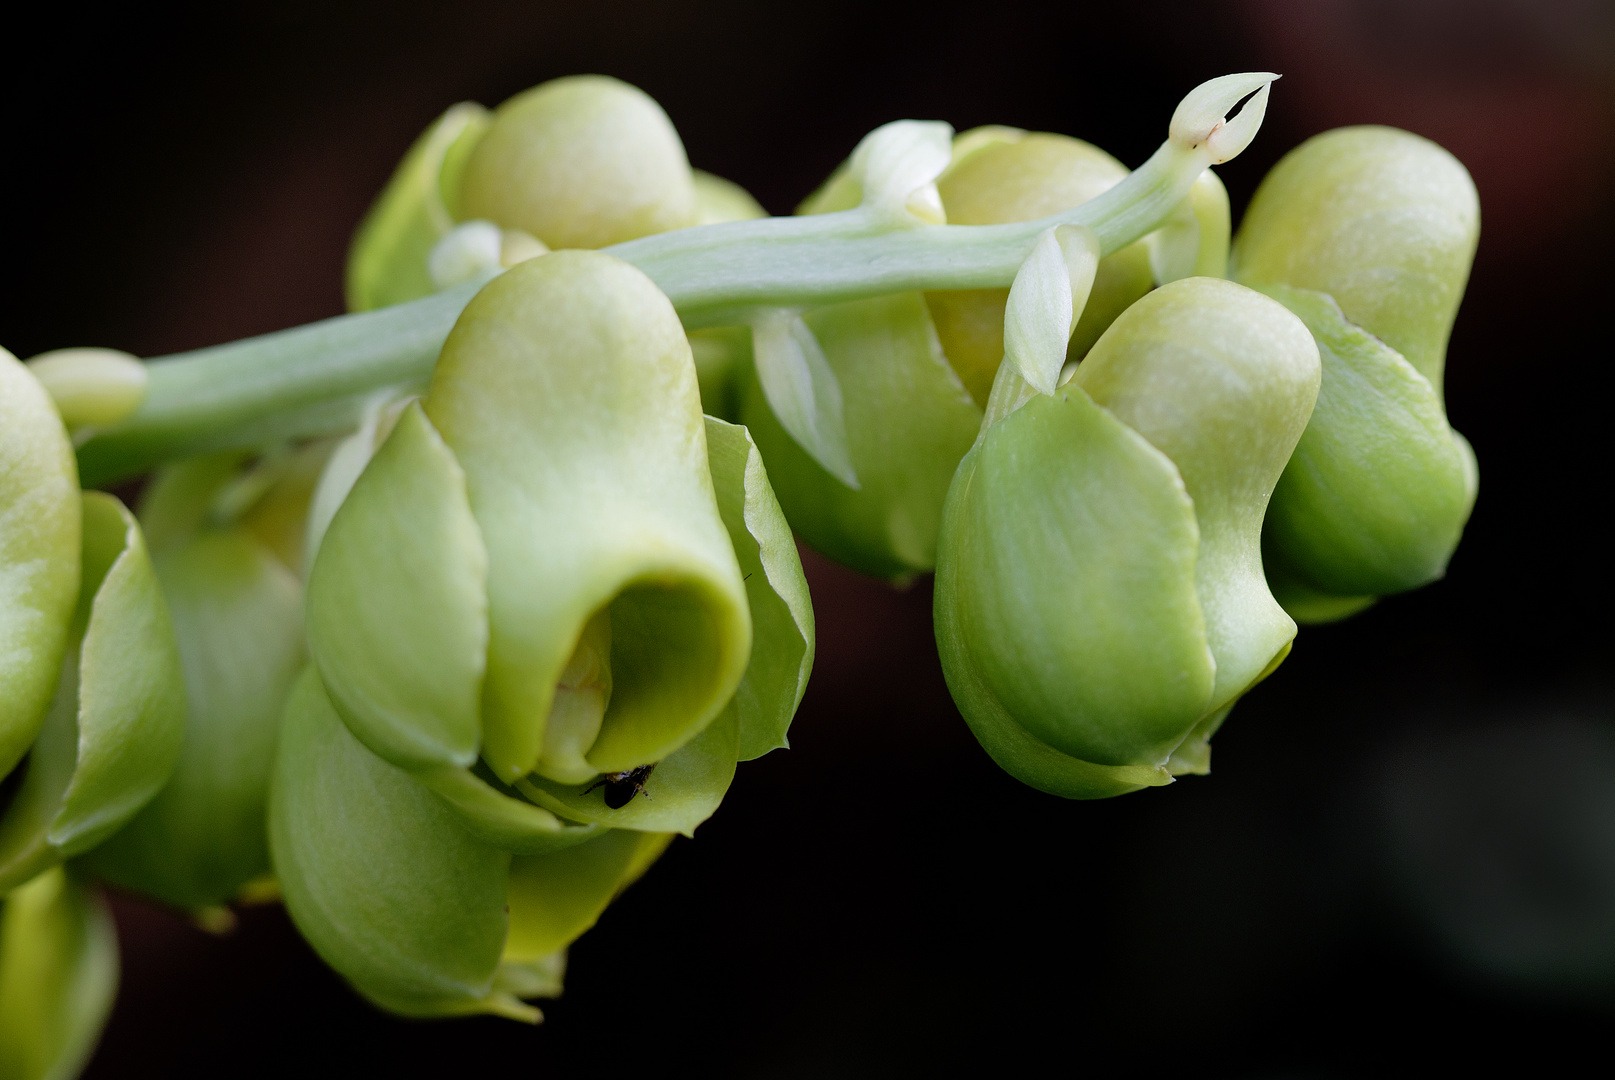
left=4, top=1, right=1613, bottom=1075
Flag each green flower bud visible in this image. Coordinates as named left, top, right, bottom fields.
left=459, top=75, right=696, bottom=251
left=81, top=452, right=309, bottom=911
left=281, top=255, right=811, bottom=1017
left=0, top=868, right=118, bottom=1080
left=0, top=493, right=187, bottom=892
left=306, top=252, right=811, bottom=846
left=1231, top=127, right=1480, bottom=616
left=935, top=278, right=1318, bottom=797
left=2, top=348, right=80, bottom=784
left=922, top=131, right=1157, bottom=406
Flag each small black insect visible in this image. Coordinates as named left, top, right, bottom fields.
left=584, top=764, right=656, bottom=809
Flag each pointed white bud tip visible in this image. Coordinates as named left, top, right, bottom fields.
left=850, top=120, right=954, bottom=223
left=428, top=220, right=505, bottom=291
left=26, top=347, right=147, bottom=429
left=1169, top=72, right=1278, bottom=163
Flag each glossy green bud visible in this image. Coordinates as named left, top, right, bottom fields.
left=2, top=348, right=80, bottom=783
left=923, top=131, right=1157, bottom=406
left=0, top=868, right=118, bottom=1080
left=276, top=411, right=810, bottom=1019
left=307, top=252, right=810, bottom=848
left=82, top=452, right=308, bottom=911
left=935, top=278, right=1318, bottom=797
left=1231, top=127, right=1480, bottom=616
left=0, top=494, right=187, bottom=892
left=459, top=75, right=696, bottom=251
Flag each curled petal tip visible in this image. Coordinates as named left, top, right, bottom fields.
left=1169, top=72, right=1279, bottom=160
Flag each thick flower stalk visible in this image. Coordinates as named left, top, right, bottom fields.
left=69, top=73, right=1278, bottom=488
left=1229, top=126, right=1480, bottom=621
left=935, top=278, right=1320, bottom=797
left=276, top=250, right=813, bottom=1017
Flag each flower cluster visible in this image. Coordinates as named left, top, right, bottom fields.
left=1, top=67, right=1476, bottom=1069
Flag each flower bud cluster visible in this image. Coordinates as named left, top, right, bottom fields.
left=1, top=67, right=1480, bottom=1054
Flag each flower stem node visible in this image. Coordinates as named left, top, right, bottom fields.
left=934, top=278, right=1319, bottom=797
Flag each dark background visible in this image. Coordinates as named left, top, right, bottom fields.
left=5, top=1, right=1613, bottom=1075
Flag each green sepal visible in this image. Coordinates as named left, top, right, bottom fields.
left=424, top=252, right=750, bottom=781
left=1257, top=284, right=1475, bottom=599
left=0, top=868, right=118, bottom=1080
left=346, top=102, right=491, bottom=312
left=934, top=384, right=1215, bottom=779
left=0, top=494, right=186, bottom=892
left=703, top=418, right=814, bottom=760
left=79, top=528, right=304, bottom=909
left=2, top=348, right=81, bottom=781
left=504, top=829, right=674, bottom=961
left=739, top=292, right=982, bottom=579
left=520, top=703, right=738, bottom=837
left=306, top=402, right=487, bottom=773
left=1073, top=278, right=1318, bottom=714
left=1230, top=125, right=1479, bottom=395
left=269, top=667, right=539, bottom=1022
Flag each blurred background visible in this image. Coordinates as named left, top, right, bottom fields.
left=4, top=0, right=1613, bottom=1074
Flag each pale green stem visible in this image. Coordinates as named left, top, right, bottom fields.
left=76, top=85, right=1261, bottom=486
